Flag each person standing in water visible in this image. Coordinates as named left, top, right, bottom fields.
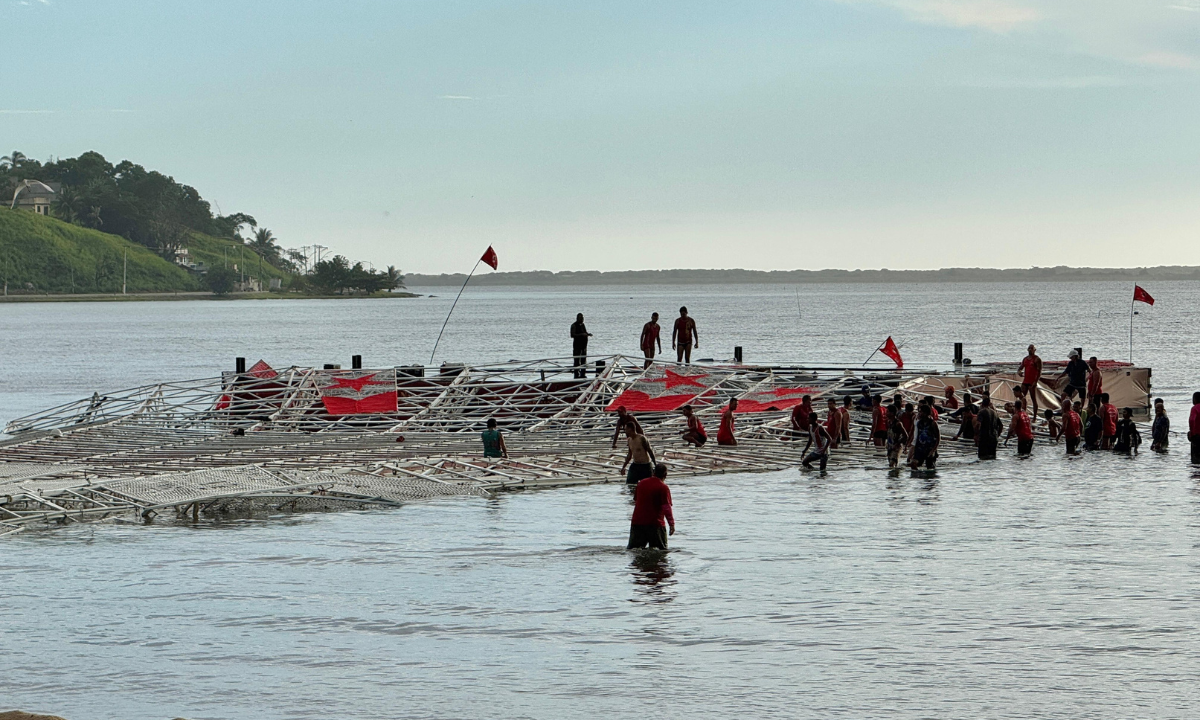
left=1113, top=408, right=1141, bottom=455
left=672, top=307, right=699, bottom=364
left=571, top=313, right=592, bottom=379
left=839, top=396, right=853, bottom=443
left=801, top=412, right=833, bottom=471
left=1019, top=345, right=1043, bottom=418
left=1189, top=392, right=1200, bottom=463
left=481, top=418, right=508, bottom=459
left=620, top=420, right=657, bottom=485
left=639, top=312, right=662, bottom=369
left=1151, top=399, right=1169, bottom=453
left=1100, top=393, right=1118, bottom=450
left=886, top=410, right=910, bottom=469
left=975, top=395, right=1002, bottom=460
left=610, top=406, right=644, bottom=449
left=717, top=398, right=738, bottom=446
left=869, top=395, right=887, bottom=448
left=627, top=463, right=675, bottom=550
left=1063, top=401, right=1083, bottom=455
left=824, top=397, right=842, bottom=449
left=909, top=404, right=940, bottom=470
left=1010, top=399, right=1035, bottom=456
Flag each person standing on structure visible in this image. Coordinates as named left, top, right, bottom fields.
left=627, top=463, right=675, bottom=550
left=1086, top=356, right=1103, bottom=402
left=570, top=313, right=592, bottom=379
left=1019, top=345, right=1043, bottom=418
left=640, top=313, right=662, bottom=369
left=481, top=418, right=508, bottom=459
left=1060, top=350, right=1089, bottom=404
left=672, top=307, right=699, bottom=364
left=717, top=398, right=738, bottom=446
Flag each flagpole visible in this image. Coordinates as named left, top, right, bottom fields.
left=429, top=259, right=482, bottom=366
left=1129, top=285, right=1135, bottom=365
left=862, top=344, right=883, bottom=366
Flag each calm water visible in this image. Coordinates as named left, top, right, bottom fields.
left=2, top=283, right=1200, bottom=719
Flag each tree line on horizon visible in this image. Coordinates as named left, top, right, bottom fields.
left=1, top=150, right=403, bottom=295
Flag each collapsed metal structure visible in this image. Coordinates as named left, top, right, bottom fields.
left=0, top=355, right=1150, bottom=536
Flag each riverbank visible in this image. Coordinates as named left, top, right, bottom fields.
left=0, top=290, right=420, bottom=303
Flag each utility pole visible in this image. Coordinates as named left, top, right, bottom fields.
left=122, top=249, right=127, bottom=295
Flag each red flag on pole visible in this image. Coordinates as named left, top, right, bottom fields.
left=1133, top=285, right=1154, bottom=305
left=480, top=246, right=499, bottom=270
left=880, top=336, right=903, bottom=369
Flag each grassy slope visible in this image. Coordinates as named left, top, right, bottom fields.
left=0, top=208, right=288, bottom=293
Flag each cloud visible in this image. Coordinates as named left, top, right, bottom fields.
left=846, top=0, right=1040, bottom=31
left=1167, top=1, right=1200, bottom=10
left=438, top=95, right=475, bottom=100
left=951, top=75, right=1131, bottom=88
left=1135, top=51, right=1200, bottom=68
left=0, top=109, right=55, bottom=114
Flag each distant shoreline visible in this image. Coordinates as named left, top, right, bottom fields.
left=405, top=266, right=1200, bottom=286
left=0, top=290, right=421, bottom=303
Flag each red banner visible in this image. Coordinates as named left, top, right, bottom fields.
left=733, top=386, right=820, bottom=413
left=606, top=366, right=720, bottom=412
left=481, top=246, right=499, bottom=270
left=319, top=370, right=398, bottom=415
left=880, top=336, right=903, bottom=369
left=1133, top=285, right=1154, bottom=306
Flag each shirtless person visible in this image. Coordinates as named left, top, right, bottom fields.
left=640, top=313, right=663, bottom=369
left=621, top=420, right=657, bottom=485
left=790, top=395, right=814, bottom=440
left=1019, top=344, right=1043, bottom=417
left=610, top=406, right=644, bottom=449
left=672, top=307, right=699, bottom=364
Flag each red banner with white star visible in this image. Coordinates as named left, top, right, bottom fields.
left=319, top=370, right=398, bottom=415
left=606, top=366, right=721, bottom=412
left=733, top=385, right=821, bottom=413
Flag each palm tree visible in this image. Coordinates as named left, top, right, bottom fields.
left=249, top=227, right=282, bottom=266
left=0, top=151, right=26, bottom=169
left=53, top=186, right=82, bottom=223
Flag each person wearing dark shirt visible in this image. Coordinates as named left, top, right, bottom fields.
left=1189, top=392, right=1200, bottom=463
left=909, top=404, right=940, bottom=470
left=953, top=395, right=977, bottom=442
left=975, top=395, right=1002, bottom=460
left=1060, top=351, right=1090, bottom=403
left=570, top=313, right=592, bottom=379
left=1151, top=399, right=1169, bottom=453
left=627, top=463, right=675, bottom=550
left=1113, top=408, right=1141, bottom=455
left=1084, top=400, right=1104, bottom=451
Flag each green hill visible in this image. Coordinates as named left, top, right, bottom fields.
left=0, top=207, right=288, bottom=294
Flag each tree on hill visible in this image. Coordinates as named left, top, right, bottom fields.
left=0, top=151, right=26, bottom=170
left=249, top=228, right=282, bottom=266
left=205, top=266, right=237, bottom=295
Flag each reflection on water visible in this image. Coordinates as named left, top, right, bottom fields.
left=629, top=549, right=675, bottom=604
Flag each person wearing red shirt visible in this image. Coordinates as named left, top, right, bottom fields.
left=824, top=398, right=841, bottom=449
left=1063, top=401, right=1082, bottom=455
left=627, top=463, right=675, bottom=550
left=1189, top=392, right=1200, bottom=464
left=1019, top=345, right=1043, bottom=418
left=943, top=386, right=960, bottom=411
left=790, top=396, right=813, bottom=439
left=680, top=405, right=707, bottom=447
left=870, top=395, right=887, bottom=448
left=1100, top=393, right=1118, bottom=450
left=899, top=402, right=916, bottom=450
left=717, top=399, right=738, bottom=446
left=1011, top=399, right=1035, bottom=456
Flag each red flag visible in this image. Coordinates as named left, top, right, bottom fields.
left=480, top=246, right=498, bottom=270
left=880, top=336, right=903, bottom=369
left=1133, top=285, right=1154, bottom=306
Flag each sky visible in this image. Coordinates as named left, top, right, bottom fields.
left=3, top=0, right=1199, bottom=273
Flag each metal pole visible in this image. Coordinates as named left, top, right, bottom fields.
left=429, top=259, right=482, bottom=366
left=122, top=250, right=127, bottom=295
left=1129, top=287, right=1135, bottom=365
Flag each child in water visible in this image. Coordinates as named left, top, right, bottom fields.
left=1151, top=399, right=1169, bottom=453
left=1045, top=409, right=1060, bottom=444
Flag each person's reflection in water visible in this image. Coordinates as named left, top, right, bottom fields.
left=630, top=549, right=675, bottom=603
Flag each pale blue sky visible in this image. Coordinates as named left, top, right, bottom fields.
left=3, top=0, right=1199, bottom=272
